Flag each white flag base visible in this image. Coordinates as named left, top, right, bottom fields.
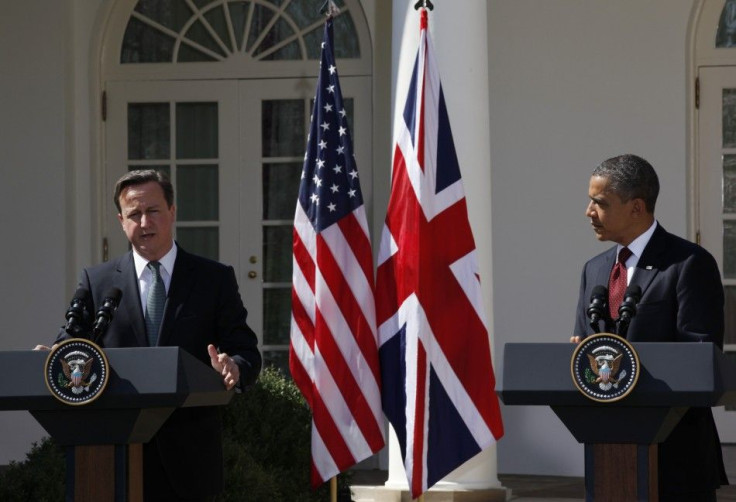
left=350, top=427, right=509, bottom=502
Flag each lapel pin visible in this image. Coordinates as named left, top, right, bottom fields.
left=645, top=266, right=653, bottom=270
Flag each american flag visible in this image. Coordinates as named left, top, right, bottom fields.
left=289, top=16, right=385, bottom=488
left=376, top=8, right=504, bottom=498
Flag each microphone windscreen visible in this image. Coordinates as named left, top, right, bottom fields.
left=103, top=287, right=123, bottom=303
left=72, top=288, right=90, bottom=301
left=591, top=285, right=608, bottom=299
left=624, top=284, right=642, bottom=302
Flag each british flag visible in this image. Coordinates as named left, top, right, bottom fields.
left=290, top=16, right=385, bottom=488
left=376, top=8, right=504, bottom=498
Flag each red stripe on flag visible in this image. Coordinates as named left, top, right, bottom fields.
left=311, top=282, right=384, bottom=448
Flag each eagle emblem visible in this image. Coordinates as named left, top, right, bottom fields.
left=571, top=333, right=639, bottom=402
left=587, top=351, right=625, bottom=390
left=45, top=340, right=108, bottom=405
left=61, top=354, right=96, bottom=392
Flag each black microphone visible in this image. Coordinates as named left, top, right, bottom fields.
left=586, top=285, right=609, bottom=333
left=64, top=288, right=91, bottom=337
left=92, top=288, right=122, bottom=344
left=617, top=284, right=642, bottom=337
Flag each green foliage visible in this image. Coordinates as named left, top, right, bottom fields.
left=221, top=365, right=351, bottom=501
left=0, top=366, right=351, bottom=501
left=0, top=436, right=65, bottom=502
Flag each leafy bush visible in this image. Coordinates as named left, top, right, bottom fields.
left=0, top=366, right=351, bottom=501
left=221, top=365, right=351, bottom=501
left=0, top=437, right=65, bottom=502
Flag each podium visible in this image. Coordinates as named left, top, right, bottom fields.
left=0, top=347, right=232, bottom=501
left=497, top=342, right=736, bottom=501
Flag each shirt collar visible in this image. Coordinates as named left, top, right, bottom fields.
left=132, top=241, right=178, bottom=279
left=619, top=220, right=657, bottom=261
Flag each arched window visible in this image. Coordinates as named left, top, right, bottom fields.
left=120, top=0, right=360, bottom=63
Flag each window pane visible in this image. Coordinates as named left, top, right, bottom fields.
left=228, top=2, right=248, bottom=50
left=253, top=18, right=297, bottom=60
left=246, top=4, right=275, bottom=53
left=128, top=103, right=170, bottom=160
left=121, top=17, right=175, bottom=63
left=181, top=20, right=227, bottom=61
left=177, top=165, right=219, bottom=221
left=134, top=0, right=192, bottom=32
left=177, top=227, right=219, bottom=261
left=725, top=221, right=736, bottom=279
left=717, top=0, right=736, bottom=48
left=176, top=103, right=218, bottom=159
left=263, top=349, right=290, bottom=377
left=263, top=162, right=302, bottom=220
left=260, top=40, right=301, bottom=61
left=204, top=6, right=230, bottom=49
left=263, top=225, right=292, bottom=282
left=726, top=286, right=736, bottom=345
left=262, top=100, right=305, bottom=157
left=333, top=12, right=360, bottom=58
left=263, top=288, right=292, bottom=345
left=723, top=89, right=736, bottom=148
left=725, top=155, right=736, bottom=213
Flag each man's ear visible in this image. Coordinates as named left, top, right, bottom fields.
left=117, top=213, right=124, bottom=226
left=631, top=198, right=645, bottom=217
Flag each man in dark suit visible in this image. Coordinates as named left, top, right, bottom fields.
left=572, top=154, right=727, bottom=500
left=47, top=169, right=262, bottom=500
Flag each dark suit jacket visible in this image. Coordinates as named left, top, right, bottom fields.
left=574, top=224, right=727, bottom=494
left=57, top=245, right=261, bottom=498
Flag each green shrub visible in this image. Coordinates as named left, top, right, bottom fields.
left=0, top=437, right=65, bottom=502
left=0, top=366, right=351, bottom=501
left=221, top=365, right=351, bottom=501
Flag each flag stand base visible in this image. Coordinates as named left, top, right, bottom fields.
left=349, top=485, right=509, bottom=502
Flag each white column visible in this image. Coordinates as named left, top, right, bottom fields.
left=387, top=0, right=503, bottom=494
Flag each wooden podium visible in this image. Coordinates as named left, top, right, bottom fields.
left=497, top=342, right=736, bottom=501
left=0, top=347, right=232, bottom=501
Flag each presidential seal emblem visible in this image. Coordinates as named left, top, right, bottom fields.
left=571, top=333, right=639, bottom=402
left=44, top=339, right=109, bottom=406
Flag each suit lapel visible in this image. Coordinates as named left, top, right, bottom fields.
left=118, top=252, right=149, bottom=347
left=595, top=246, right=617, bottom=289
left=157, top=247, right=195, bottom=346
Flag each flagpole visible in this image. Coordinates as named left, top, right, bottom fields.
left=330, top=477, right=337, bottom=502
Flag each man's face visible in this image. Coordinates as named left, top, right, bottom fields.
left=117, top=181, right=175, bottom=261
left=585, top=175, right=639, bottom=245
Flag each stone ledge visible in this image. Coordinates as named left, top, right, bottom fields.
left=351, top=485, right=510, bottom=502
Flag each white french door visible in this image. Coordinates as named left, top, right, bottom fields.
left=697, top=65, right=736, bottom=441
left=104, top=76, right=371, bottom=370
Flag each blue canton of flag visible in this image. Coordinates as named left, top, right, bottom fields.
left=298, top=27, right=362, bottom=231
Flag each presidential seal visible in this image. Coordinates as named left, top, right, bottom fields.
left=44, top=339, right=109, bottom=406
left=571, top=333, right=639, bottom=402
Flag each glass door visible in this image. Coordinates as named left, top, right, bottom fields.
left=238, top=77, right=371, bottom=372
left=105, top=76, right=371, bottom=372
left=697, top=65, right=736, bottom=441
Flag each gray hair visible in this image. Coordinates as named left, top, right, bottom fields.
left=592, top=154, right=659, bottom=213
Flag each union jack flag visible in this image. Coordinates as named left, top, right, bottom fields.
left=290, top=16, right=385, bottom=488
left=376, top=9, right=504, bottom=498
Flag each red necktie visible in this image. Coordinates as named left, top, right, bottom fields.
left=608, top=247, right=632, bottom=319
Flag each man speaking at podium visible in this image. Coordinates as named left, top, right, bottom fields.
left=571, top=154, right=727, bottom=500
left=44, top=169, right=262, bottom=501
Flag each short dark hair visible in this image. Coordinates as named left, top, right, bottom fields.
left=592, top=154, right=659, bottom=213
left=113, top=169, right=174, bottom=213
